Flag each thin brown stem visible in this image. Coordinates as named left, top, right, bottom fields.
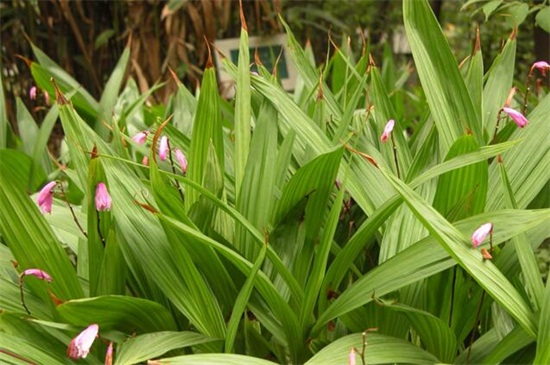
left=522, top=71, right=533, bottom=115
left=0, top=349, right=37, bottom=365
left=96, top=211, right=106, bottom=247
left=19, top=278, right=31, bottom=315
left=167, top=139, right=185, bottom=203
left=491, top=109, right=504, bottom=144
left=466, top=291, right=486, bottom=364
left=58, top=183, right=87, bottom=238
left=390, top=133, right=400, bottom=179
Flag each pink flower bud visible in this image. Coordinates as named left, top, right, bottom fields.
left=67, top=324, right=99, bottom=359
left=104, top=342, right=113, bottom=365
left=531, top=61, right=550, bottom=76
left=142, top=156, right=149, bottom=166
left=502, top=107, right=528, bottom=128
left=348, top=348, right=356, bottom=365
left=471, top=223, right=493, bottom=248
left=44, top=91, right=50, bottom=106
left=37, top=181, right=56, bottom=214
left=131, top=131, right=149, bottom=145
left=22, top=268, right=52, bottom=282
left=380, top=119, right=395, bottom=143
left=174, top=148, right=187, bottom=174
left=29, top=86, right=37, bottom=100
left=159, top=136, right=169, bottom=161
left=95, top=182, right=112, bottom=211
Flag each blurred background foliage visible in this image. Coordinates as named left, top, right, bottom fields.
left=1, top=0, right=549, bottom=134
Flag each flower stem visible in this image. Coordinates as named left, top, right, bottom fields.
left=58, top=182, right=87, bottom=238
left=522, top=70, right=533, bottom=115
left=96, top=211, right=106, bottom=246
left=19, top=277, right=31, bottom=315
left=466, top=291, right=486, bottom=364
left=167, top=139, right=185, bottom=203
left=390, top=133, right=400, bottom=179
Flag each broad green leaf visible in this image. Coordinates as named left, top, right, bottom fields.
left=187, top=66, right=224, bottom=211
left=482, top=33, right=516, bottom=136
left=234, top=16, right=252, bottom=199
left=97, top=45, right=130, bottom=138
left=0, top=162, right=83, bottom=302
left=225, top=243, right=267, bottom=353
left=536, top=6, right=550, bottom=33
left=56, top=296, right=177, bottom=333
left=534, top=282, right=550, bottom=364
left=380, top=168, right=537, bottom=337
left=480, top=326, right=534, bottom=364
left=403, top=0, right=482, bottom=153
left=152, top=354, right=278, bottom=365
left=115, top=331, right=219, bottom=365
left=432, top=134, right=487, bottom=221
left=29, top=104, right=58, bottom=188
left=305, top=333, right=439, bottom=364
left=487, top=94, right=550, bottom=210
left=314, top=208, right=549, bottom=335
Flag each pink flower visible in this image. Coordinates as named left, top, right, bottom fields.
left=502, top=107, right=528, bottom=128
left=104, top=342, right=113, bottom=365
left=22, top=268, right=52, bottom=282
left=131, top=131, right=149, bottom=144
left=380, top=119, right=395, bottom=143
left=95, top=182, right=112, bottom=211
left=531, top=61, right=550, bottom=76
left=67, top=324, right=99, bottom=359
left=29, top=86, right=37, bottom=100
left=471, top=223, right=493, bottom=248
left=159, top=136, right=169, bottom=161
left=142, top=156, right=149, bottom=166
left=37, top=181, right=56, bottom=214
left=348, top=348, right=356, bottom=365
left=174, top=148, right=187, bottom=173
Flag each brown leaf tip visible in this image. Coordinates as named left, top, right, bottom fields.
left=474, top=27, right=481, bottom=54
left=50, top=78, right=68, bottom=105
left=204, top=36, right=214, bottom=69
left=239, top=0, right=248, bottom=32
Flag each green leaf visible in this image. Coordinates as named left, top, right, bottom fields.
left=152, top=354, right=279, bottom=365
left=403, top=0, right=482, bottom=153
left=115, top=331, right=218, bottom=365
left=97, top=45, right=130, bottom=138
left=234, top=18, right=252, bottom=199
left=534, top=282, right=550, bottom=364
left=380, top=167, right=537, bottom=337
left=187, top=66, right=224, bottom=211
left=482, top=33, right=516, bottom=136
left=56, top=296, right=177, bottom=333
left=536, top=6, right=550, bottom=33
left=0, top=72, right=8, bottom=148
left=305, top=333, right=439, bottom=364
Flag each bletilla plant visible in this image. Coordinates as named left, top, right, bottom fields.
left=0, top=1, right=548, bottom=364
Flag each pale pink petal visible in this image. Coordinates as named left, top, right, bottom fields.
left=22, top=268, right=52, bottom=282
left=531, top=61, right=550, bottom=76
left=159, top=136, right=169, bottom=161
left=380, top=119, right=395, bottom=143
left=37, top=181, right=56, bottom=214
left=29, top=86, right=37, bottom=100
left=174, top=148, right=188, bottom=173
left=502, top=107, right=528, bottom=128
left=95, top=182, right=112, bottom=211
left=471, top=223, right=493, bottom=248
left=67, top=324, right=99, bottom=359
left=104, top=342, right=113, bottom=365
left=131, top=131, right=149, bottom=145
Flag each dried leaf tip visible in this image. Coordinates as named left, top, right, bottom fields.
left=50, top=78, right=68, bottom=105
left=368, top=53, right=377, bottom=68
left=167, top=67, right=182, bottom=86
left=239, top=0, right=248, bottom=32
left=509, top=27, right=517, bottom=40
left=474, top=27, right=481, bottom=54
left=204, top=36, right=214, bottom=69
left=317, top=72, right=324, bottom=100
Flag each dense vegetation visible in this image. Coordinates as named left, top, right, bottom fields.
left=1, top=0, right=549, bottom=364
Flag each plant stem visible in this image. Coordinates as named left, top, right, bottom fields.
left=19, top=278, right=31, bottom=315
left=466, top=290, right=486, bottom=364
left=390, top=133, right=400, bottom=179
left=167, top=139, right=185, bottom=203
left=58, top=182, right=87, bottom=238
left=522, top=71, right=533, bottom=115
